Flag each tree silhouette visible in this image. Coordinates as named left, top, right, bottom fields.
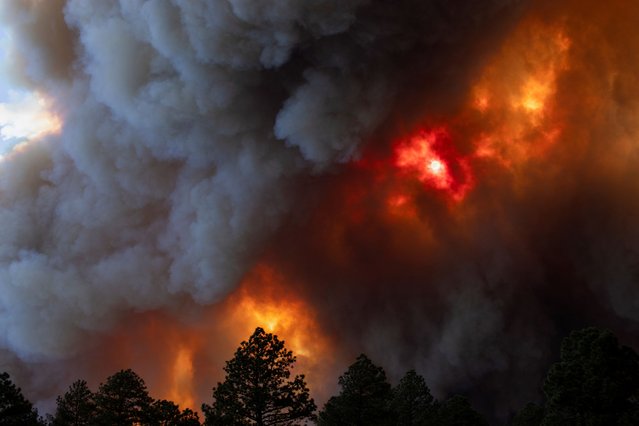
left=202, top=327, right=316, bottom=426
left=0, top=372, right=40, bottom=426
left=435, top=395, right=488, bottom=426
left=318, top=354, right=393, bottom=426
left=511, top=402, right=544, bottom=426
left=94, top=369, right=154, bottom=425
left=390, top=370, right=435, bottom=425
left=51, top=379, right=96, bottom=426
left=542, top=327, right=639, bottom=425
left=152, top=399, right=201, bottom=426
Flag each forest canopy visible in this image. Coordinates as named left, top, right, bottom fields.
left=1, top=326, right=637, bottom=426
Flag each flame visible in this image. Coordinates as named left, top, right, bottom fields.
left=227, top=265, right=329, bottom=360
left=388, top=194, right=409, bottom=208
left=470, top=23, right=571, bottom=166
left=394, top=129, right=473, bottom=201
left=396, top=131, right=452, bottom=189
left=168, top=346, right=195, bottom=410
left=388, top=20, right=570, bottom=209
left=91, top=263, right=335, bottom=413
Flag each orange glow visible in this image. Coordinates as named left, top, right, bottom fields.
left=388, top=194, right=409, bottom=208
left=364, top=20, right=570, bottom=220
left=227, top=265, right=329, bottom=360
left=469, top=23, right=571, bottom=166
left=473, top=87, right=490, bottom=112
left=214, top=263, right=339, bottom=402
left=386, top=193, right=419, bottom=219
left=168, top=346, right=195, bottom=410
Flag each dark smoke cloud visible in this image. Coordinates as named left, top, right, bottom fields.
left=0, top=0, right=524, bottom=345
left=11, top=0, right=639, bottom=422
left=266, top=0, right=639, bottom=421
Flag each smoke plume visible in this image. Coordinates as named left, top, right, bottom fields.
left=1, top=0, right=638, bottom=422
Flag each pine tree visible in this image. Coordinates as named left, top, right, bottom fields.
left=0, top=372, right=40, bottom=426
left=152, top=399, right=201, bottom=426
left=390, top=370, right=435, bottom=425
left=511, top=402, right=544, bottom=426
left=51, top=379, right=96, bottom=426
left=202, top=327, right=316, bottom=426
left=435, top=395, right=488, bottom=426
left=542, top=327, right=639, bottom=425
left=94, top=369, right=154, bottom=425
left=318, top=354, right=393, bottom=426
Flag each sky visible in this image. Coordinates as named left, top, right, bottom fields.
left=0, top=29, right=60, bottom=155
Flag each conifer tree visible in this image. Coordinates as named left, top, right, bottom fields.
left=318, top=354, right=393, bottom=426
left=203, top=327, right=316, bottom=426
left=0, top=371, right=40, bottom=426
left=94, top=369, right=154, bottom=425
left=542, top=327, right=639, bottom=425
left=391, top=370, right=435, bottom=425
left=153, top=399, right=201, bottom=426
left=51, top=379, right=96, bottom=426
left=435, top=395, right=488, bottom=426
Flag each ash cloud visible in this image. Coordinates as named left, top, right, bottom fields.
left=6, top=0, right=623, bottom=420
left=266, top=0, right=639, bottom=421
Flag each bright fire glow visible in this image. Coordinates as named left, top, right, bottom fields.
left=427, top=159, right=445, bottom=176
left=380, top=21, right=568, bottom=215
left=519, top=78, right=550, bottom=112
left=168, top=346, right=195, bottom=410
left=227, top=265, right=329, bottom=360
left=396, top=131, right=453, bottom=190
left=394, top=129, right=473, bottom=202
left=216, top=264, right=337, bottom=402
left=470, top=24, right=570, bottom=165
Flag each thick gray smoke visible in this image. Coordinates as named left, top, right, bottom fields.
left=267, top=0, right=639, bottom=421
left=0, top=0, right=523, bottom=356
left=0, top=0, right=374, bottom=359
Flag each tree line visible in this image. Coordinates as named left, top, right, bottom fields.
left=1, top=326, right=638, bottom=425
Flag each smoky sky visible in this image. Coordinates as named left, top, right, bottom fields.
left=1, top=0, right=639, bottom=422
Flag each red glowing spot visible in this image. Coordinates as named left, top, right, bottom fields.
left=427, top=159, right=446, bottom=176
left=387, top=193, right=419, bottom=218
left=388, top=194, right=409, bottom=208
left=395, top=129, right=473, bottom=201
left=396, top=130, right=454, bottom=190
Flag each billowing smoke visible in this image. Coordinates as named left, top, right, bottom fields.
left=1, top=0, right=638, bottom=422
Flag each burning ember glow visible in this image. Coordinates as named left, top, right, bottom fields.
left=394, top=129, right=473, bottom=201
left=427, top=159, right=445, bottom=176
left=227, top=265, right=329, bottom=361
left=396, top=130, right=452, bottom=189
left=204, top=264, right=339, bottom=402
left=168, top=346, right=195, bottom=410
left=469, top=23, right=571, bottom=166
left=386, top=20, right=570, bottom=208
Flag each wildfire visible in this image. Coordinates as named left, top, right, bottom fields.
left=216, top=263, right=340, bottom=402
left=470, top=23, right=571, bottom=166
left=168, top=346, right=195, bottom=410
left=394, top=129, right=473, bottom=202
left=387, top=20, right=570, bottom=210
left=227, top=265, right=328, bottom=360
left=396, top=131, right=451, bottom=189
